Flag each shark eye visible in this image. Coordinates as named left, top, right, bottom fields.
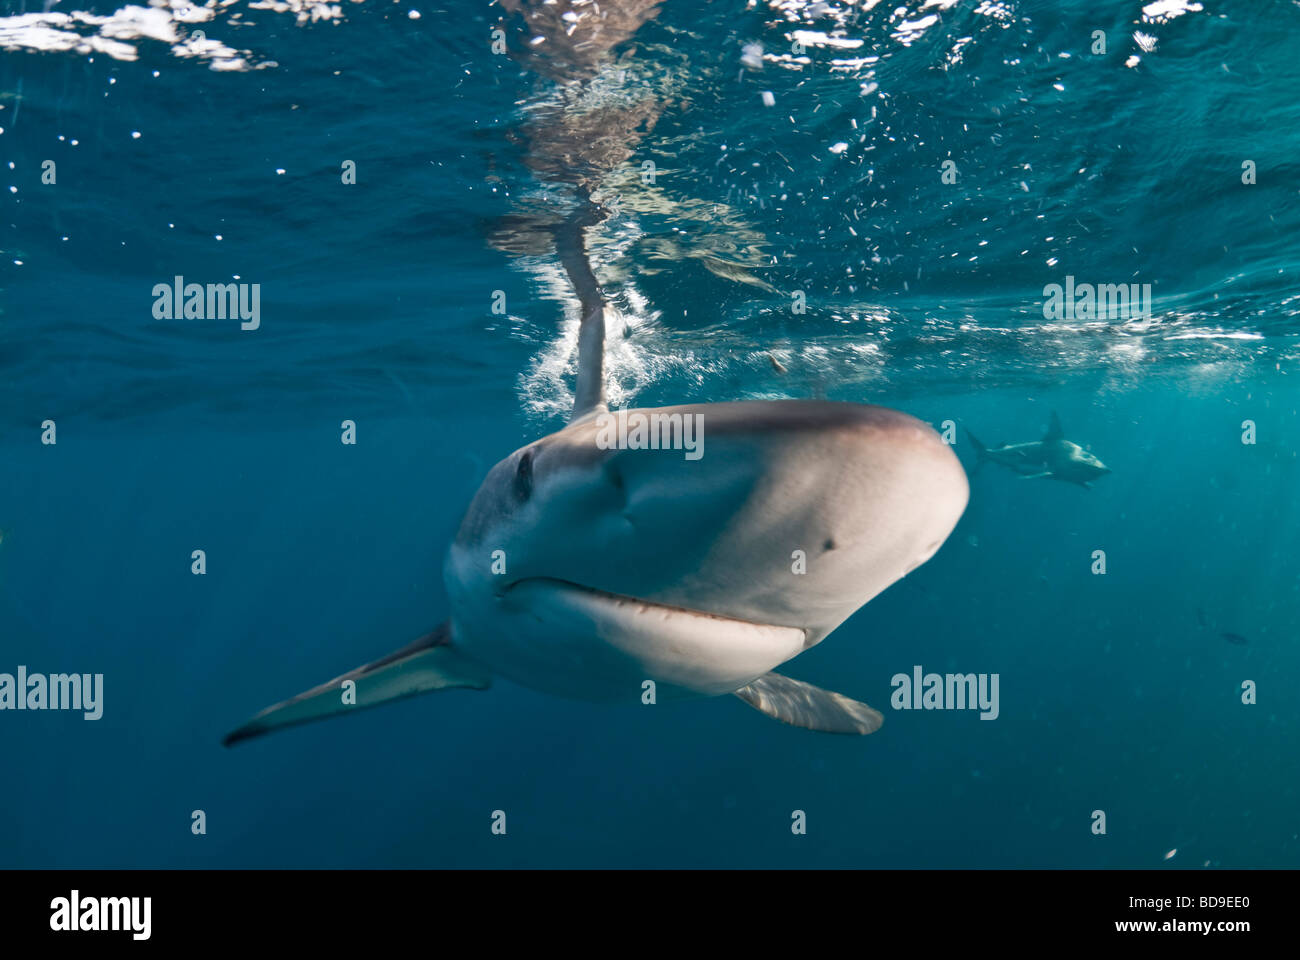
left=514, top=450, right=534, bottom=502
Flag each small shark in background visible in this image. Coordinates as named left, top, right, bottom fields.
left=966, top=412, right=1110, bottom=488
left=1197, top=608, right=1249, bottom=645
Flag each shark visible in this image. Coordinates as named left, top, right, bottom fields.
left=221, top=205, right=971, bottom=743
left=966, top=413, right=1110, bottom=487
left=223, top=394, right=969, bottom=744
left=222, top=0, right=970, bottom=746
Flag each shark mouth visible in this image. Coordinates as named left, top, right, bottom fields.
left=500, top=577, right=809, bottom=696
left=504, top=577, right=800, bottom=630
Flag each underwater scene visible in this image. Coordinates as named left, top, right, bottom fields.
left=1, top=0, right=1298, bottom=869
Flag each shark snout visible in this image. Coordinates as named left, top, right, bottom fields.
left=449, top=400, right=969, bottom=649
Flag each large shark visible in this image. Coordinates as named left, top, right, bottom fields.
left=222, top=0, right=970, bottom=746
left=224, top=210, right=968, bottom=744
left=966, top=413, right=1110, bottom=487
left=224, top=396, right=968, bottom=743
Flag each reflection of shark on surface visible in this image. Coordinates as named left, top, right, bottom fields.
left=488, top=0, right=777, bottom=296
left=965, top=413, right=1110, bottom=488
left=223, top=0, right=969, bottom=746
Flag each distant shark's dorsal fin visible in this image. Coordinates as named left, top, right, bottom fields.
left=733, top=672, right=884, bottom=735
left=222, top=621, right=490, bottom=746
left=555, top=199, right=608, bottom=424
left=1044, top=411, right=1064, bottom=444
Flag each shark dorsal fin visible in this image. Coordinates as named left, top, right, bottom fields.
left=1043, top=411, right=1064, bottom=444
left=556, top=202, right=608, bottom=425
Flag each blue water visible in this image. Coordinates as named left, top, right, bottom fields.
left=2, top=0, right=1298, bottom=868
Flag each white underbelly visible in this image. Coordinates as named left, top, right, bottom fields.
left=452, top=578, right=808, bottom=702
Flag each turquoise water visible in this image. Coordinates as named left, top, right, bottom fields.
left=1, top=0, right=1297, bottom=867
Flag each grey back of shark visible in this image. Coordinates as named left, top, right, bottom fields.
left=967, top=413, right=1110, bottom=488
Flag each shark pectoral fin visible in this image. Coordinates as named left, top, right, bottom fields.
left=222, top=622, right=490, bottom=747
left=733, top=672, right=883, bottom=735
left=1018, top=471, right=1053, bottom=480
